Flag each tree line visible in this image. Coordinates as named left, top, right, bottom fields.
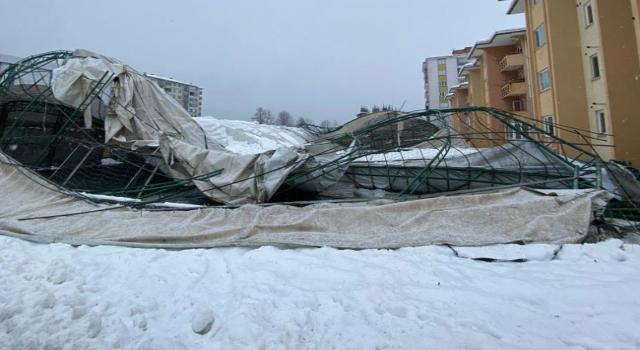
left=251, top=107, right=338, bottom=128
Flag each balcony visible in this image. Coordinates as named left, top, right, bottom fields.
left=502, top=82, right=526, bottom=98
left=499, top=53, right=525, bottom=72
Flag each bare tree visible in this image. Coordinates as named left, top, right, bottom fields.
left=252, top=107, right=273, bottom=124
left=275, top=110, right=294, bottom=126
left=371, top=105, right=381, bottom=113
left=357, top=106, right=370, bottom=118
left=319, top=120, right=332, bottom=128
left=295, top=116, right=310, bottom=127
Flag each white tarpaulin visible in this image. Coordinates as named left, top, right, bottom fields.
left=50, top=49, right=308, bottom=205
left=0, top=152, right=609, bottom=249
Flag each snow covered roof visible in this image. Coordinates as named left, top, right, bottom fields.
left=468, top=28, right=526, bottom=58
left=458, top=60, right=479, bottom=77
left=500, top=0, right=525, bottom=15
left=448, top=82, right=469, bottom=94
left=143, top=73, right=199, bottom=88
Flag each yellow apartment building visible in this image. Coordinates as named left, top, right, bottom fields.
left=501, top=0, right=640, bottom=165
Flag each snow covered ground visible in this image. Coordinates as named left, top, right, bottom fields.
left=1, top=237, right=639, bottom=350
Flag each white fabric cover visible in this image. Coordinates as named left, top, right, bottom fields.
left=0, top=152, right=608, bottom=249
left=50, top=49, right=307, bottom=205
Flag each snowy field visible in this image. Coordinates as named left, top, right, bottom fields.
left=1, top=236, right=640, bottom=350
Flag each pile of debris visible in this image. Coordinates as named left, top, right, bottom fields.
left=0, top=49, right=638, bottom=248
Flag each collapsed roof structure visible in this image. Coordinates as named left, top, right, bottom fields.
left=0, top=50, right=638, bottom=248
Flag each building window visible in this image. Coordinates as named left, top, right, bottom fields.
left=590, top=54, right=601, bottom=79
left=535, top=24, right=546, bottom=48
left=439, top=81, right=447, bottom=87
left=439, top=102, right=450, bottom=108
left=438, top=69, right=447, bottom=76
left=165, top=88, right=172, bottom=93
left=596, top=110, right=606, bottom=134
left=539, top=68, right=551, bottom=92
left=543, top=115, right=554, bottom=136
left=585, top=2, right=594, bottom=27
left=512, top=100, right=526, bottom=112
left=508, top=123, right=525, bottom=140
left=437, top=58, right=446, bottom=65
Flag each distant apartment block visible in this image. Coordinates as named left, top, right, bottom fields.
left=422, top=48, right=471, bottom=109
left=144, top=73, right=203, bottom=118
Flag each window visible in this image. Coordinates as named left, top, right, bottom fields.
left=438, top=69, right=447, bottom=76
left=512, top=100, right=526, bottom=112
left=535, top=24, right=546, bottom=48
left=508, top=123, right=524, bottom=140
left=584, top=2, right=594, bottom=27
left=439, top=81, right=447, bottom=86
left=596, top=110, right=607, bottom=134
left=590, top=54, right=601, bottom=79
left=457, top=57, right=468, bottom=66
left=437, top=58, right=446, bottom=65
left=439, top=102, right=450, bottom=108
left=165, top=88, right=172, bottom=93
left=539, top=68, right=551, bottom=91
left=543, top=115, right=554, bottom=136
left=439, top=91, right=447, bottom=97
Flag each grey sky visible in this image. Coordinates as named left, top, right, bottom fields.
left=0, top=0, right=523, bottom=123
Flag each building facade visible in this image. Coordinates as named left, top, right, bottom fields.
left=144, top=73, right=203, bottom=118
left=501, top=0, right=640, bottom=165
left=447, top=29, right=529, bottom=146
left=422, top=48, right=471, bottom=109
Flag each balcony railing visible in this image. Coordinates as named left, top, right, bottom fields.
left=502, top=81, right=527, bottom=98
left=499, top=53, right=525, bottom=72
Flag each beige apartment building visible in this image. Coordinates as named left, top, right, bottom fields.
left=501, top=0, right=640, bottom=165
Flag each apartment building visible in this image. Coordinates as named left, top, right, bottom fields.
left=143, top=73, right=204, bottom=118
left=447, top=29, right=528, bottom=145
left=422, top=48, right=471, bottom=109
left=501, top=0, right=640, bottom=165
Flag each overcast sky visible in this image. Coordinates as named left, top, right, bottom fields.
left=0, top=0, right=523, bottom=123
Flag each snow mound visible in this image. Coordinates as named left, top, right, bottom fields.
left=1, top=237, right=640, bottom=349
left=195, top=117, right=311, bottom=155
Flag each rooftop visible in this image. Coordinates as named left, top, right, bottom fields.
left=143, top=73, right=200, bottom=88
left=499, top=0, right=525, bottom=15
left=468, top=28, right=526, bottom=58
